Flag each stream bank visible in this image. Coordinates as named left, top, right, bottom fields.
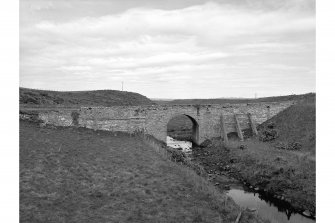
left=167, top=137, right=316, bottom=223
left=191, top=138, right=316, bottom=220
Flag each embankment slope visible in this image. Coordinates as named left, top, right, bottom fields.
left=258, top=97, right=316, bottom=152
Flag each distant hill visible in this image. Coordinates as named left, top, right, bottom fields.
left=20, top=87, right=155, bottom=107
left=158, top=93, right=315, bottom=105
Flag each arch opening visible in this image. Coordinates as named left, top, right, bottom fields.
left=166, top=114, right=199, bottom=148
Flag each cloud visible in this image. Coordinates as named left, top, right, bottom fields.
left=28, top=1, right=54, bottom=11
left=20, top=1, right=315, bottom=98
left=32, top=2, right=314, bottom=40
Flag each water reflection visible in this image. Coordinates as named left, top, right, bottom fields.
left=227, top=188, right=315, bottom=223
left=166, top=136, right=192, bottom=154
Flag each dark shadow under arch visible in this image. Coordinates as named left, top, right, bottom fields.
left=166, top=114, right=199, bottom=145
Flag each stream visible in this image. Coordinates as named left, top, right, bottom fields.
left=166, top=136, right=315, bottom=223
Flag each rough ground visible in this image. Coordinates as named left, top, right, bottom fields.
left=20, top=120, right=266, bottom=223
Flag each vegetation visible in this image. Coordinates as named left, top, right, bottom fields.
left=20, top=87, right=154, bottom=108
left=20, top=120, right=267, bottom=223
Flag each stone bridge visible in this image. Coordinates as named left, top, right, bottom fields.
left=32, top=101, right=294, bottom=145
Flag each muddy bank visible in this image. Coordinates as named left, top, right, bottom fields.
left=191, top=139, right=316, bottom=218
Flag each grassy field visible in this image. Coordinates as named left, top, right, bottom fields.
left=20, top=87, right=154, bottom=107
left=20, top=120, right=267, bottom=223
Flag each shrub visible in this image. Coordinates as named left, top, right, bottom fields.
left=259, top=129, right=278, bottom=142
left=200, top=139, right=212, bottom=148
left=275, top=141, right=302, bottom=151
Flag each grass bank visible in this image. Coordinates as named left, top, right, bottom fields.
left=20, top=120, right=267, bottom=223
left=258, top=101, right=315, bottom=154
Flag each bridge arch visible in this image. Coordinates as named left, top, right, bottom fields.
left=166, top=114, right=199, bottom=145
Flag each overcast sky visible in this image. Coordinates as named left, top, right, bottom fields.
left=20, top=0, right=315, bottom=99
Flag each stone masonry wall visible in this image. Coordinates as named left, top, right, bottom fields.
left=39, top=110, right=74, bottom=126
left=34, top=101, right=294, bottom=144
